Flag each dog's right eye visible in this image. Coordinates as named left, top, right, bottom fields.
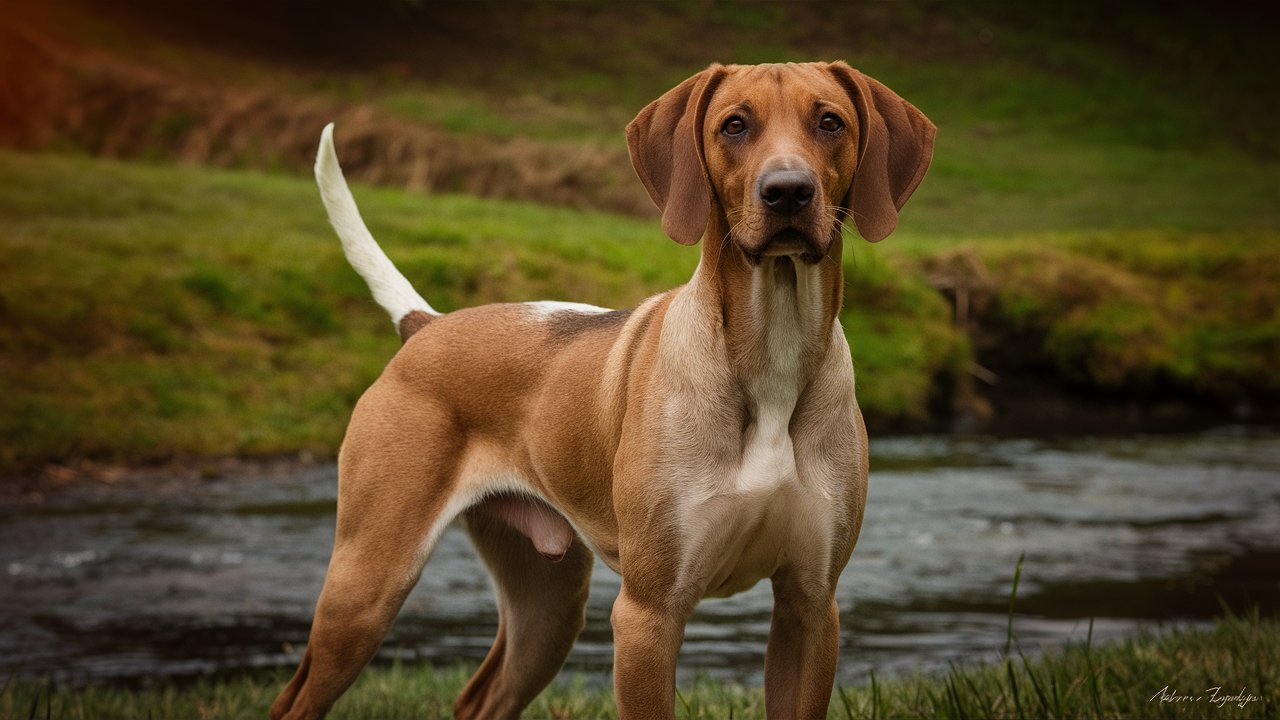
left=721, top=117, right=747, bottom=136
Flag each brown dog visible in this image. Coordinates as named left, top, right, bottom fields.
left=270, top=61, right=934, bottom=720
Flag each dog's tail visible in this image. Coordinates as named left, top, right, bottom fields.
left=315, top=123, right=438, bottom=341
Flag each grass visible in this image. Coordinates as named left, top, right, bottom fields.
left=0, top=150, right=960, bottom=470
left=4, top=610, right=1275, bottom=718
left=3, top=2, right=1279, bottom=468
left=932, top=232, right=1280, bottom=398
left=3, top=149, right=1279, bottom=470
left=16, top=3, right=1280, bottom=225
left=831, top=610, right=1279, bottom=719
left=0, top=151, right=673, bottom=468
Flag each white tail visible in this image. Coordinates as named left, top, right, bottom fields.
left=314, top=123, right=437, bottom=331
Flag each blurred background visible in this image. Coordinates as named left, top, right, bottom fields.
left=1, top=0, right=1277, bottom=693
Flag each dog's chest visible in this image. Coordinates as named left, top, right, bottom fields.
left=660, top=260, right=842, bottom=598
left=701, top=426, right=803, bottom=596
left=692, top=344, right=823, bottom=596
left=737, top=380, right=799, bottom=492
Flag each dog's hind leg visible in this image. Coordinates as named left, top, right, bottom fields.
left=270, top=386, right=467, bottom=720
left=453, top=500, right=594, bottom=719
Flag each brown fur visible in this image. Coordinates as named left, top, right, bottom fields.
left=396, top=308, right=433, bottom=340
left=272, top=62, right=933, bottom=720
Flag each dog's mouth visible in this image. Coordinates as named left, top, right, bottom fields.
left=741, top=227, right=826, bottom=265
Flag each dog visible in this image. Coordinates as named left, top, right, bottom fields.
left=270, top=61, right=934, bottom=720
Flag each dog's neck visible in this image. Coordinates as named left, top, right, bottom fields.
left=685, top=212, right=845, bottom=385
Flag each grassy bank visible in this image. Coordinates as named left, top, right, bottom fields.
left=3, top=3, right=1280, bottom=469
left=4, top=612, right=1275, bottom=719
left=3, top=151, right=1280, bottom=470
left=0, top=150, right=958, bottom=469
left=0, top=151, right=685, bottom=468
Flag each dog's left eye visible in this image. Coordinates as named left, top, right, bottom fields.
left=819, top=113, right=845, bottom=133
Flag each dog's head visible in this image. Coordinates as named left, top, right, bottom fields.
left=627, top=62, right=935, bottom=261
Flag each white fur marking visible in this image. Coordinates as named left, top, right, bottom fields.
left=524, top=301, right=612, bottom=319
left=315, top=123, right=437, bottom=328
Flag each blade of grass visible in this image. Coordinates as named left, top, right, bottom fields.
left=870, top=670, right=880, bottom=720
left=676, top=687, right=692, bottom=719
left=1005, top=553, right=1025, bottom=657
left=836, top=685, right=856, bottom=720
left=1049, top=663, right=1063, bottom=717
left=946, top=673, right=971, bottom=720
left=956, top=661, right=995, bottom=718
left=1085, top=617, right=1102, bottom=719
left=1019, top=647, right=1052, bottom=718
left=1006, top=659, right=1024, bottom=720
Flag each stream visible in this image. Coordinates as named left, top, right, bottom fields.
left=3, top=427, right=1278, bottom=688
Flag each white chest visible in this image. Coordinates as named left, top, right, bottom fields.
left=736, top=395, right=798, bottom=493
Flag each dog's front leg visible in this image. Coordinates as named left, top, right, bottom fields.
left=763, top=568, right=841, bottom=719
left=611, top=584, right=694, bottom=719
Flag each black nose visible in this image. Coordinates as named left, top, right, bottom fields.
left=759, top=170, right=815, bottom=215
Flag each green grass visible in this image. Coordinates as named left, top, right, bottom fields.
left=900, top=232, right=1280, bottom=399
left=3, top=2, right=1279, bottom=468
left=0, top=151, right=676, bottom=468
left=3, top=149, right=1279, bottom=470
left=5, top=611, right=1275, bottom=719
left=834, top=609, right=1279, bottom=720
left=977, top=233, right=1280, bottom=395
left=23, top=2, right=1280, bottom=230
left=0, top=151, right=959, bottom=469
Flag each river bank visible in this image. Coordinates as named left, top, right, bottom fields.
left=3, top=151, right=1278, bottom=472
left=4, top=3, right=1279, bottom=472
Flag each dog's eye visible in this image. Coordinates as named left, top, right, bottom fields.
left=722, top=116, right=747, bottom=136
left=819, top=113, right=845, bottom=133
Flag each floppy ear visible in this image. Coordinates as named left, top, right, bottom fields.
left=626, top=65, right=726, bottom=246
left=829, top=61, right=936, bottom=242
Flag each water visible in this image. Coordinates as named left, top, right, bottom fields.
left=3, top=428, right=1278, bottom=688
